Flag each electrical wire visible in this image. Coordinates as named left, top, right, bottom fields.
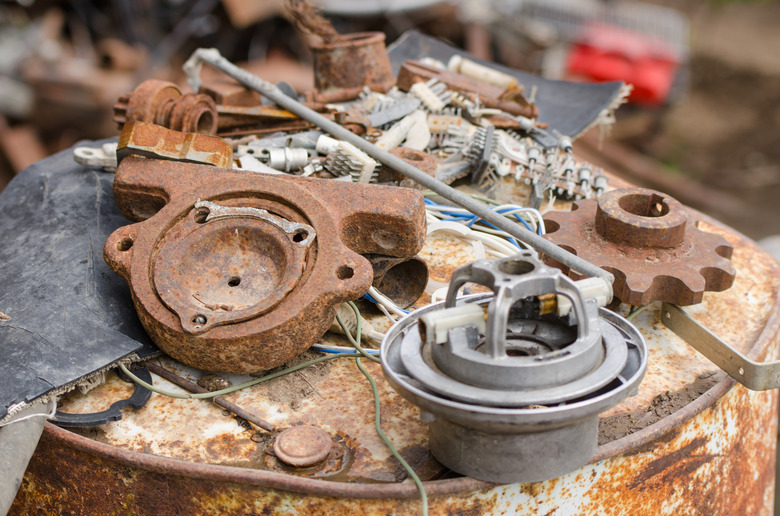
left=336, top=302, right=382, bottom=364
left=626, top=303, right=652, bottom=321
left=342, top=301, right=429, bottom=516
left=118, top=353, right=361, bottom=400
left=0, top=401, right=56, bottom=428
left=119, top=302, right=425, bottom=512
left=365, top=287, right=410, bottom=318
left=311, top=344, right=379, bottom=355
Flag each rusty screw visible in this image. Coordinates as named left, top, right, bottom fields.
left=273, top=426, right=332, bottom=467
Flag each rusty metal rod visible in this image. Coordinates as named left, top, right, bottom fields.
left=141, top=361, right=276, bottom=432
left=183, top=49, right=614, bottom=286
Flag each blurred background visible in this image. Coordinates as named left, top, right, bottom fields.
left=0, top=0, right=778, bottom=243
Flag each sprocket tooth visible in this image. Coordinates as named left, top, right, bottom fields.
left=700, top=262, right=737, bottom=291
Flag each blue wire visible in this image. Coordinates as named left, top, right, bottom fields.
left=426, top=198, right=542, bottom=239
left=363, top=292, right=410, bottom=314
left=312, top=345, right=379, bottom=355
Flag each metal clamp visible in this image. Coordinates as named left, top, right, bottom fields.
left=194, top=200, right=316, bottom=247
left=661, top=302, right=780, bottom=391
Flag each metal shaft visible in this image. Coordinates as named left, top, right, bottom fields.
left=184, top=49, right=613, bottom=283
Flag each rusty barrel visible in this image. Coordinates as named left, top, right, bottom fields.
left=10, top=205, right=779, bottom=514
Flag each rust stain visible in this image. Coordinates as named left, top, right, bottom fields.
left=625, top=436, right=714, bottom=490
left=117, top=121, right=233, bottom=168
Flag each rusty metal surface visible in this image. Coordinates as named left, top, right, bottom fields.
left=10, top=174, right=779, bottom=513
left=543, top=187, right=736, bottom=306
left=397, top=59, right=538, bottom=119
left=364, top=254, right=429, bottom=309
left=116, top=121, right=233, bottom=168
left=114, top=79, right=218, bottom=134
left=310, top=32, right=395, bottom=103
left=142, top=361, right=275, bottom=432
left=378, top=147, right=437, bottom=187
left=53, top=353, right=444, bottom=483
left=104, top=146, right=426, bottom=373
left=13, top=355, right=777, bottom=514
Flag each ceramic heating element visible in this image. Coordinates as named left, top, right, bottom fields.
left=381, top=251, right=648, bottom=483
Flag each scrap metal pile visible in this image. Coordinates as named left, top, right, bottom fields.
left=63, top=12, right=744, bottom=510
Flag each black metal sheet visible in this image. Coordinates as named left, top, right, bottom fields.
left=387, top=30, right=625, bottom=142
left=0, top=146, right=156, bottom=422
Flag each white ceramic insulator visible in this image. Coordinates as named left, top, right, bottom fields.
left=556, top=277, right=612, bottom=317
left=315, top=134, right=340, bottom=155
left=428, top=114, right=469, bottom=134
left=376, top=110, right=424, bottom=151
left=447, top=54, right=519, bottom=90
left=266, top=148, right=309, bottom=172
left=337, top=141, right=376, bottom=183
left=419, top=304, right=486, bottom=345
left=411, top=82, right=446, bottom=112
left=403, top=111, right=431, bottom=151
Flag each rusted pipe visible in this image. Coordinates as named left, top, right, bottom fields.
left=141, top=361, right=276, bottom=432
left=183, top=49, right=614, bottom=286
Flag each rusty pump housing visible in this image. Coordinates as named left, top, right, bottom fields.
left=104, top=127, right=426, bottom=374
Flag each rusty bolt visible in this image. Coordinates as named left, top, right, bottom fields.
left=273, top=426, right=332, bottom=467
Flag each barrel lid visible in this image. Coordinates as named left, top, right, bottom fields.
left=57, top=176, right=780, bottom=483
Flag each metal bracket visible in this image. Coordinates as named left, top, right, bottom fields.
left=661, top=302, right=780, bottom=391
left=73, top=143, right=118, bottom=171
left=195, top=200, right=316, bottom=247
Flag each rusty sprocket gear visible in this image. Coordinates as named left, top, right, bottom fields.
left=542, top=187, right=735, bottom=306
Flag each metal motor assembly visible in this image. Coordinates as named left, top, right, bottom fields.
left=381, top=251, right=648, bottom=483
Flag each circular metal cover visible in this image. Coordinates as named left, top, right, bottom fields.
left=153, top=204, right=311, bottom=335
left=382, top=293, right=648, bottom=428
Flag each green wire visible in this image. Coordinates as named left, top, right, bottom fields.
left=345, top=300, right=429, bottom=516
left=121, top=300, right=429, bottom=514
left=335, top=301, right=381, bottom=364
left=355, top=356, right=429, bottom=516
left=118, top=352, right=360, bottom=400
left=626, top=303, right=652, bottom=321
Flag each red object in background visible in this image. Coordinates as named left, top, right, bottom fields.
left=565, top=24, right=680, bottom=106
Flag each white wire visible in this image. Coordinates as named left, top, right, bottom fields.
left=427, top=217, right=519, bottom=257
left=312, top=344, right=380, bottom=354
left=0, top=401, right=56, bottom=427
left=424, top=204, right=544, bottom=236
left=368, top=286, right=409, bottom=318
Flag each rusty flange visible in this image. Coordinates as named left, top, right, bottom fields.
left=104, top=125, right=426, bottom=373
left=542, top=187, right=736, bottom=306
left=114, top=79, right=218, bottom=134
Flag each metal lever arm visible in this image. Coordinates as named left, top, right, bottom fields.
left=661, top=302, right=780, bottom=391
